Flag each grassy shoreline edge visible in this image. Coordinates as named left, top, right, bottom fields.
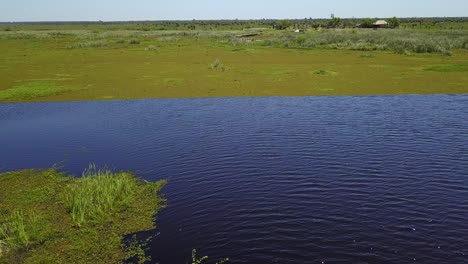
left=0, top=167, right=166, bottom=263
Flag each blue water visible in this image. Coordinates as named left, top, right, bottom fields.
left=1, top=95, right=467, bottom=263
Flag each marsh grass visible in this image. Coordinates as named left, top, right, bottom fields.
left=210, top=59, right=225, bottom=71
left=0, top=81, right=77, bottom=101
left=64, top=164, right=136, bottom=226
left=124, top=235, right=152, bottom=264
left=423, top=64, right=468, bottom=72
left=0, top=210, right=41, bottom=250
left=254, top=29, right=468, bottom=54
left=192, top=249, right=229, bottom=264
left=66, top=40, right=108, bottom=49
left=313, top=70, right=338, bottom=76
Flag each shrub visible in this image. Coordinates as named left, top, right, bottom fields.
left=274, top=20, right=292, bottom=30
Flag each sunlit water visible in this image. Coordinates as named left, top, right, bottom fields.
left=1, top=95, right=467, bottom=263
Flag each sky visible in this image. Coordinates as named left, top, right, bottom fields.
left=1, top=0, right=467, bottom=22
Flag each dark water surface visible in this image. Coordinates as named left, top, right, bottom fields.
left=1, top=95, right=467, bottom=263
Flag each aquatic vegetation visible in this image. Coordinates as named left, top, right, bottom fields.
left=192, top=249, right=229, bottom=264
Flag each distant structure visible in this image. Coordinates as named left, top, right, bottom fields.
left=294, top=29, right=305, bottom=33
left=373, top=20, right=388, bottom=28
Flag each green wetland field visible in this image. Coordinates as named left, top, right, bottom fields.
left=1, top=18, right=468, bottom=263
left=0, top=20, right=468, bottom=103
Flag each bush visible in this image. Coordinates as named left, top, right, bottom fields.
left=274, top=20, right=292, bottom=30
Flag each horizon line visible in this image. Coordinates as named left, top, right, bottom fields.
left=1, top=16, right=467, bottom=24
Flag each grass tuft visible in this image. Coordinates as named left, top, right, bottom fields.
left=210, top=59, right=225, bottom=72
left=145, top=45, right=158, bottom=51
left=313, top=70, right=338, bottom=76
left=64, top=164, right=136, bottom=226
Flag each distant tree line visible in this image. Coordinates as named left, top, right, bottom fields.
left=1, top=17, right=466, bottom=31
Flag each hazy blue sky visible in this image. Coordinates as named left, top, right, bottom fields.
left=1, top=0, right=467, bottom=22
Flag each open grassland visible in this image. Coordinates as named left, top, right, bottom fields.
left=0, top=167, right=166, bottom=263
left=0, top=27, right=467, bottom=102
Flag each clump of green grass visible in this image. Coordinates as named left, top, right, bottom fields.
left=423, top=64, right=468, bottom=72
left=210, top=59, right=225, bottom=72
left=0, top=210, right=40, bottom=250
left=128, top=39, right=141, bottom=45
left=66, top=40, right=108, bottom=49
left=0, top=81, right=78, bottom=101
left=313, top=70, right=338, bottom=76
left=115, top=39, right=126, bottom=44
left=64, top=164, right=137, bottom=226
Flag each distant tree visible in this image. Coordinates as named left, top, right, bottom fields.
left=361, top=18, right=375, bottom=28
left=388, top=17, right=401, bottom=28
left=274, top=20, right=292, bottom=30
left=327, top=17, right=342, bottom=28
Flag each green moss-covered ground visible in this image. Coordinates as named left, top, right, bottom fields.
left=0, top=29, right=467, bottom=102
left=0, top=168, right=166, bottom=263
